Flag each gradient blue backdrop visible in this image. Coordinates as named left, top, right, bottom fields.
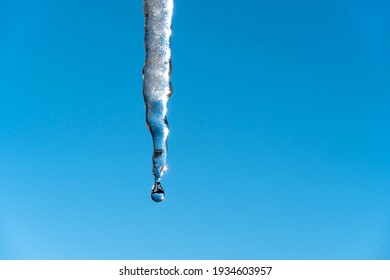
left=1, top=0, right=389, bottom=259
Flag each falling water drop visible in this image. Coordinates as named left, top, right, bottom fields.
left=143, top=0, right=173, bottom=202
left=151, top=182, right=165, bottom=203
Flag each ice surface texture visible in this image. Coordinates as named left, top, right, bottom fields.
left=143, top=0, right=173, bottom=184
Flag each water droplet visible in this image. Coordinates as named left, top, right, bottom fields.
left=151, top=182, right=165, bottom=203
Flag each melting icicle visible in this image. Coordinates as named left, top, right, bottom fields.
left=143, top=0, right=173, bottom=202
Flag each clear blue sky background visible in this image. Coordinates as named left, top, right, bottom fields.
left=1, top=0, right=389, bottom=259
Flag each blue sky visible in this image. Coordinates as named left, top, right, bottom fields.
left=1, top=0, right=390, bottom=259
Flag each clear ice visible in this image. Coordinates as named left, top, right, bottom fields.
left=143, top=0, right=173, bottom=202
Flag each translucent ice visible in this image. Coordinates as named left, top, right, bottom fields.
left=143, top=0, right=173, bottom=202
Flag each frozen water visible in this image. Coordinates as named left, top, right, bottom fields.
left=143, top=0, right=173, bottom=202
